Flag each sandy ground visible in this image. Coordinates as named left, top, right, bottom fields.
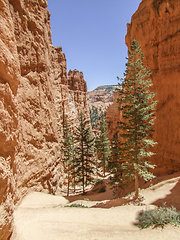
left=11, top=176, right=180, bottom=240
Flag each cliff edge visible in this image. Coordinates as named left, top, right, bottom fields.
left=0, top=0, right=88, bottom=238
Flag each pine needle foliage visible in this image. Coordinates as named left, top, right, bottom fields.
left=95, top=111, right=111, bottom=177
left=108, top=132, right=125, bottom=196
left=74, top=112, right=95, bottom=194
left=62, top=118, right=76, bottom=196
left=90, top=105, right=99, bottom=128
left=116, top=39, right=158, bottom=199
left=70, top=133, right=77, bottom=193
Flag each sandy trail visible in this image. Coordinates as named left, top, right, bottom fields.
left=11, top=177, right=180, bottom=240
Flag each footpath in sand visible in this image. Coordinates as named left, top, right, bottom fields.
left=11, top=175, right=180, bottom=240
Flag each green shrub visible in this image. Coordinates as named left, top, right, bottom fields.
left=84, top=198, right=90, bottom=201
left=65, top=203, right=88, bottom=208
left=136, top=206, right=180, bottom=229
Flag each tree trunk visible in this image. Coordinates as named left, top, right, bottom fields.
left=67, top=165, right=70, bottom=196
left=73, top=174, right=76, bottom=193
left=134, top=170, right=139, bottom=199
left=85, top=159, right=88, bottom=186
left=103, top=159, right=105, bottom=177
left=82, top=156, right=85, bottom=194
left=82, top=140, right=85, bottom=194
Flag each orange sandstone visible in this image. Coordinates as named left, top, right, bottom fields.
left=107, top=0, right=180, bottom=176
left=0, top=0, right=88, bottom=238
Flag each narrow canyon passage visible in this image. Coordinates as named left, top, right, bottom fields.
left=11, top=180, right=180, bottom=240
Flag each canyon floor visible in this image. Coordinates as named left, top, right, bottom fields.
left=11, top=174, right=180, bottom=240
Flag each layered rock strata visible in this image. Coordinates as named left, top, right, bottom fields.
left=88, top=85, right=117, bottom=116
left=107, top=0, right=180, bottom=176
left=88, top=85, right=117, bottom=104
left=0, top=0, right=88, bottom=238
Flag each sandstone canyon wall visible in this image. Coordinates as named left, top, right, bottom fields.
left=0, top=0, right=88, bottom=238
left=107, top=0, right=180, bottom=176
left=88, top=85, right=117, bottom=112
left=106, top=91, right=121, bottom=139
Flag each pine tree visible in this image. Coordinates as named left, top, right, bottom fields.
left=96, top=111, right=111, bottom=177
left=117, top=39, right=158, bottom=199
left=70, top=134, right=77, bottom=193
left=62, top=118, right=74, bottom=196
left=108, top=132, right=124, bottom=197
left=90, top=105, right=99, bottom=128
left=84, top=127, right=95, bottom=187
left=74, top=112, right=95, bottom=194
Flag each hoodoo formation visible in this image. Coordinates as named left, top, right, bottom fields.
left=107, top=0, right=180, bottom=176
left=0, top=0, right=88, bottom=238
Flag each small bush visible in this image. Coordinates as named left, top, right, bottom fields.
left=65, top=203, right=88, bottom=208
left=84, top=198, right=90, bottom=201
left=136, top=206, right=180, bottom=229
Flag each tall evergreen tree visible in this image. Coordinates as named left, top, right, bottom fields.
left=74, top=112, right=95, bottom=194
left=70, top=134, right=77, bottom=193
left=62, top=118, right=74, bottom=196
left=90, top=105, right=99, bottom=128
left=96, top=111, right=111, bottom=177
left=117, top=39, right=158, bottom=199
left=84, top=127, right=95, bottom=187
left=108, top=132, right=124, bottom=197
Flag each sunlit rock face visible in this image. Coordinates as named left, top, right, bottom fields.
left=107, top=0, right=180, bottom=176
left=0, top=0, right=88, bottom=238
left=106, top=91, right=121, bottom=140
left=88, top=85, right=117, bottom=124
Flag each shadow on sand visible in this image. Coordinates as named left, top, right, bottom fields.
left=153, top=179, right=180, bottom=211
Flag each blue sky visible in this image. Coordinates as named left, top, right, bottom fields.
left=47, top=0, right=142, bottom=91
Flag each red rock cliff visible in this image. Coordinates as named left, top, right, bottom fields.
left=0, top=0, right=88, bottom=238
left=106, top=91, right=121, bottom=139
left=107, top=0, right=180, bottom=177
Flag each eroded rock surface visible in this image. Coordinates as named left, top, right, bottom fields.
left=106, top=91, right=121, bottom=140
left=0, top=0, right=88, bottom=238
left=88, top=85, right=117, bottom=116
left=107, top=0, right=180, bottom=175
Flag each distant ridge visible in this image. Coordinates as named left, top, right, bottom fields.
left=92, top=85, right=118, bottom=92
left=87, top=85, right=118, bottom=117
